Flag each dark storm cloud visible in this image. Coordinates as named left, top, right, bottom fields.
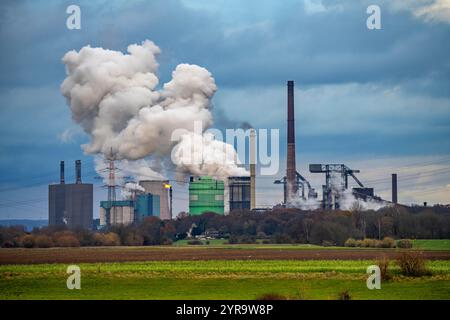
left=0, top=0, right=450, bottom=218
left=2, top=0, right=449, bottom=93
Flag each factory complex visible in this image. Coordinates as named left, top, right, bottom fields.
left=48, top=81, right=399, bottom=230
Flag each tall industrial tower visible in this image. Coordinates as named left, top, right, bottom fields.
left=274, top=81, right=317, bottom=205
left=286, top=80, right=297, bottom=201
left=105, top=148, right=117, bottom=225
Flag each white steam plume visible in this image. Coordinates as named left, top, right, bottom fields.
left=121, top=182, right=146, bottom=199
left=61, top=40, right=246, bottom=181
left=328, top=173, right=389, bottom=211
left=171, top=132, right=248, bottom=180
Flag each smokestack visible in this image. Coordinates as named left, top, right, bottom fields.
left=392, top=173, right=397, bottom=204
left=60, top=161, right=65, bottom=184
left=286, top=80, right=297, bottom=202
left=75, top=160, right=82, bottom=184
left=250, top=128, right=256, bottom=209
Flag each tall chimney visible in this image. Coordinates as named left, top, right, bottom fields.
left=75, top=160, right=82, bottom=184
left=60, top=161, right=65, bottom=184
left=392, top=173, right=398, bottom=204
left=286, top=80, right=297, bottom=202
left=250, top=128, right=256, bottom=209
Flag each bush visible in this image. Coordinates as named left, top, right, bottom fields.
left=54, top=235, right=80, bottom=247
left=362, top=238, right=379, bottom=248
left=21, top=235, right=35, bottom=248
left=123, top=233, right=144, bottom=246
left=338, top=290, right=351, bottom=300
left=274, top=234, right=292, bottom=244
left=377, top=256, right=391, bottom=280
left=397, top=239, right=413, bottom=249
left=92, top=233, right=120, bottom=246
left=104, top=233, right=121, bottom=246
left=256, top=293, right=289, bottom=300
left=2, top=240, right=14, bottom=248
left=354, top=240, right=363, bottom=247
left=34, top=235, right=54, bottom=248
left=396, top=251, right=430, bottom=277
left=380, top=237, right=395, bottom=248
left=322, top=240, right=335, bottom=247
left=344, top=238, right=357, bottom=247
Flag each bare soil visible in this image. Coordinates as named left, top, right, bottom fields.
left=1, top=247, right=449, bottom=264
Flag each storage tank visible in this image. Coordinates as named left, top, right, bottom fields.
left=138, top=180, right=170, bottom=219
left=228, top=176, right=251, bottom=211
left=189, top=176, right=224, bottom=215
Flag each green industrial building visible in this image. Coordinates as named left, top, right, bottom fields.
left=189, top=176, right=224, bottom=215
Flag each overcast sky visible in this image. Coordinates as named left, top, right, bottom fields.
left=0, top=0, right=449, bottom=219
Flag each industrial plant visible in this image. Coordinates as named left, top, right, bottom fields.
left=48, top=81, right=399, bottom=229
left=48, top=160, right=93, bottom=230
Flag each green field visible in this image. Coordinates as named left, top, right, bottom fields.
left=172, top=239, right=450, bottom=251
left=1, top=260, right=449, bottom=300
left=413, top=240, right=450, bottom=251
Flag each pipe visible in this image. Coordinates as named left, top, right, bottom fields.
left=75, top=160, right=82, bottom=184
left=250, top=128, right=256, bottom=209
left=60, top=161, right=65, bottom=184
left=392, top=173, right=398, bottom=204
left=286, top=80, right=297, bottom=202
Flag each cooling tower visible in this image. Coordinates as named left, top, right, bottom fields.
left=139, top=180, right=170, bottom=220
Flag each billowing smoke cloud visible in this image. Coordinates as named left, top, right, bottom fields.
left=172, top=132, right=248, bottom=180
left=61, top=40, right=246, bottom=182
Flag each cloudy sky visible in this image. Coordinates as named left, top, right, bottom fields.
left=0, top=0, right=449, bottom=219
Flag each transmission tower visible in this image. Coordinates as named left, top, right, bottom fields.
left=105, top=148, right=117, bottom=226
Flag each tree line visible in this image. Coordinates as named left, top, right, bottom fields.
left=1, top=205, right=449, bottom=248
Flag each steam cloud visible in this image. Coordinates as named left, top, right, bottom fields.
left=61, top=40, right=247, bottom=181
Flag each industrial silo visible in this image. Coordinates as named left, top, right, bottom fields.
left=99, top=200, right=134, bottom=226
left=228, top=176, right=251, bottom=211
left=139, top=180, right=170, bottom=219
left=189, top=176, right=224, bottom=215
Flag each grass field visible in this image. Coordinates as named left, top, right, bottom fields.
left=1, top=240, right=449, bottom=300
left=413, top=240, right=450, bottom=250
left=1, top=260, right=450, bottom=300
left=173, top=239, right=450, bottom=251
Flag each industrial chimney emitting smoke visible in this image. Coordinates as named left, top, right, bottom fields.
left=286, top=80, right=297, bottom=201
left=75, top=160, right=82, bottom=184
left=60, top=161, right=65, bottom=185
left=250, top=128, right=256, bottom=209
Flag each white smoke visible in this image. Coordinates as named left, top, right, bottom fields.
left=327, top=173, right=389, bottom=211
left=61, top=40, right=246, bottom=181
left=121, top=182, right=145, bottom=199
left=171, top=132, right=248, bottom=180
left=94, top=157, right=164, bottom=185
left=289, top=196, right=321, bottom=210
